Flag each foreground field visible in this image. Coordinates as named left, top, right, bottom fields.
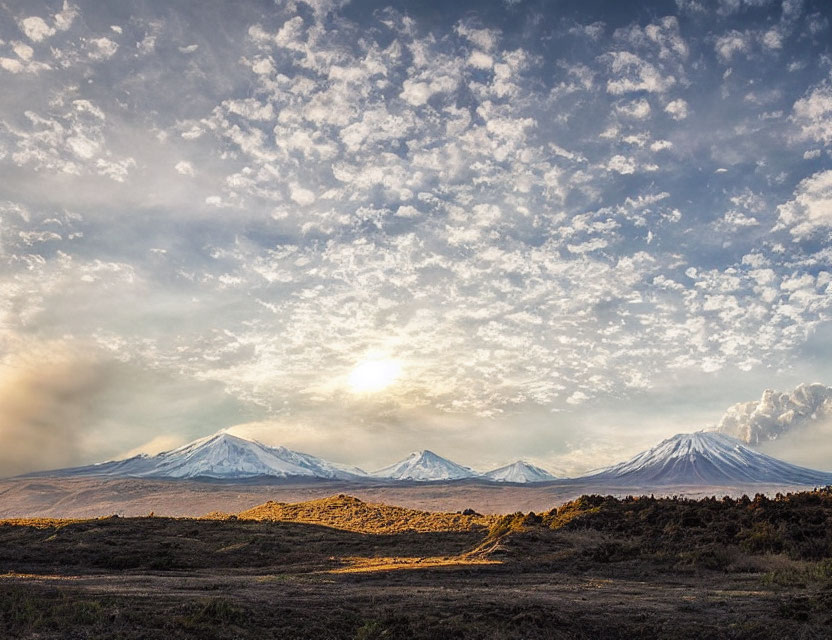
left=1, top=491, right=831, bottom=639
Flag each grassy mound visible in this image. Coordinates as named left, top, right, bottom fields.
left=236, top=494, right=495, bottom=534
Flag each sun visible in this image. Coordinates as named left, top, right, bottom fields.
left=348, top=358, right=402, bottom=393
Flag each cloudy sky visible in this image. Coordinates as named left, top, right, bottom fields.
left=1, top=0, right=831, bottom=476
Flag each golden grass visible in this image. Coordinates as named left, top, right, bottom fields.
left=328, top=555, right=500, bottom=574
left=198, top=511, right=235, bottom=521
left=0, top=571, right=79, bottom=581
left=236, top=494, right=497, bottom=534
left=0, top=518, right=87, bottom=529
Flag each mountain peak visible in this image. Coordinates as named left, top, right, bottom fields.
left=37, top=432, right=367, bottom=481
left=373, top=449, right=476, bottom=481
left=484, top=460, right=557, bottom=483
left=583, top=431, right=832, bottom=486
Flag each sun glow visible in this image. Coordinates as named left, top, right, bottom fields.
left=348, top=358, right=402, bottom=393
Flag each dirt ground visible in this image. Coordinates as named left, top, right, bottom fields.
left=3, top=565, right=821, bottom=639
left=1, top=493, right=831, bottom=639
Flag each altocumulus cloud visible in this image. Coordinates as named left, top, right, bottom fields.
left=0, top=0, right=831, bottom=473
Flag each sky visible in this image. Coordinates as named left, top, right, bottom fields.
left=1, top=0, right=831, bottom=477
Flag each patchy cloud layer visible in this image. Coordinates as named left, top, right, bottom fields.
left=0, top=0, right=831, bottom=474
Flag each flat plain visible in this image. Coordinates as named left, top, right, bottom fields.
left=0, top=475, right=815, bottom=518
left=1, top=491, right=831, bottom=639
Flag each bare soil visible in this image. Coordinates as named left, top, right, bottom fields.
left=0, top=491, right=830, bottom=639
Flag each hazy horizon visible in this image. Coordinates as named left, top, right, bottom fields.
left=1, top=0, right=832, bottom=478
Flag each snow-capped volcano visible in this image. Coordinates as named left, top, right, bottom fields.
left=581, top=431, right=832, bottom=486
left=34, top=433, right=367, bottom=481
left=484, top=461, right=557, bottom=483
left=372, top=450, right=477, bottom=481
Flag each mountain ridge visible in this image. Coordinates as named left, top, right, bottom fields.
left=27, top=433, right=368, bottom=481
left=19, top=430, right=832, bottom=487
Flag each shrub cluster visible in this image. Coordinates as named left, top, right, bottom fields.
left=538, top=486, right=832, bottom=560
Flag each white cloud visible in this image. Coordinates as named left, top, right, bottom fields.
left=455, top=23, right=499, bottom=51
left=569, top=21, right=605, bottom=41
left=18, top=16, right=55, bottom=42
left=614, top=16, right=688, bottom=62
left=468, top=50, right=493, bottom=69
left=650, top=140, right=673, bottom=151
left=776, top=169, right=832, bottom=239
left=607, top=155, right=636, bottom=174
left=54, top=2, right=79, bottom=31
left=13, top=42, right=34, bottom=61
left=290, top=184, right=316, bottom=206
left=400, top=76, right=458, bottom=106
left=96, top=157, right=136, bottom=182
left=715, top=30, right=751, bottom=62
left=395, top=205, right=420, bottom=218
left=0, top=57, right=24, bottom=73
left=606, top=51, right=675, bottom=94
left=792, top=83, right=832, bottom=146
left=665, top=98, right=688, bottom=120
left=566, top=390, right=589, bottom=405
left=717, top=383, right=832, bottom=444
left=616, top=98, right=651, bottom=119
left=88, top=37, right=119, bottom=60
left=715, top=210, right=760, bottom=232
left=175, top=161, right=195, bottom=176
left=761, top=28, right=783, bottom=50
left=223, top=98, right=274, bottom=121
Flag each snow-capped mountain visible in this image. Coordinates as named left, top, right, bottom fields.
left=372, top=450, right=477, bottom=481
left=717, top=383, right=832, bottom=444
left=34, top=433, right=367, bottom=481
left=484, top=461, right=557, bottom=483
left=581, top=431, right=832, bottom=486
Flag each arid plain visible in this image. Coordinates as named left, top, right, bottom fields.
left=2, top=488, right=832, bottom=639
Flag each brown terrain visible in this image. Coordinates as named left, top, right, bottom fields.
left=1, top=489, right=831, bottom=639
left=0, top=475, right=818, bottom=518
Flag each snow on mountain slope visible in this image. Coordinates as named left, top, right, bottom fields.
left=147, top=434, right=317, bottom=479
left=582, top=431, right=832, bottom=486
left=484, top=461, right=557, bottom=483
left=33, top=433, right=367, bottom=480
left=372, top=450, right=477, bottom=481
left=717, top=383, right=832, bottom=444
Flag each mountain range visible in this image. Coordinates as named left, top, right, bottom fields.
left=30, top=434, right=558, bottom=484
left=25, top=430, right=832, bottom=487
